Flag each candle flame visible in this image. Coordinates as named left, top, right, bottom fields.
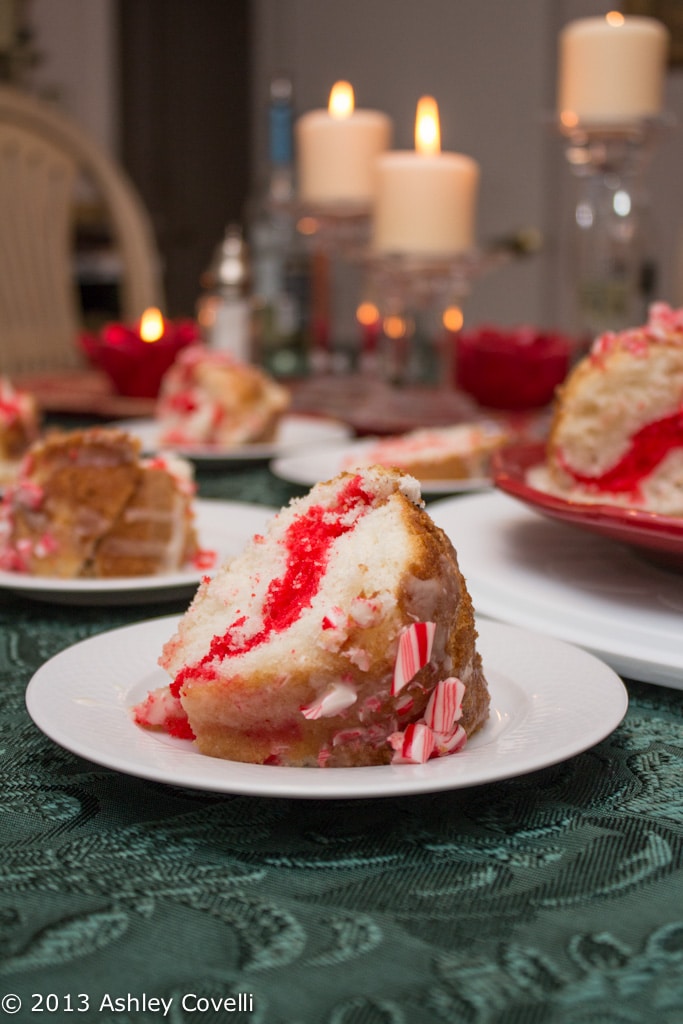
left=139, top=307, right=164, bottom=343
left=356, top=301, right=380, bottom=327
left=383, top=314, right=408, bottom=340
left=605, top=10, right=625, bottom=26
left=442, top=305, right=464, bottom=333
left=560, top=110, right=579, bottom=129
left=415, top=96, right=441, bottom=156
left=328, top=81, right=355, bottom=119
left=297, top=214, right=320, bottom=236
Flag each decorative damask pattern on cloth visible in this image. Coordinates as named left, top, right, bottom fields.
left=0, top=462, right=682, bottom=1024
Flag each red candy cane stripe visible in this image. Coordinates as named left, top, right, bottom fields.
left=395, top=694, right=414, bottom=716
left=424, top=677, right=466, bottom=733
left=391, top=622, right=436, bottom=695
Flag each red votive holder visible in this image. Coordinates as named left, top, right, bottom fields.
left=80, top=309, right=201, bottom=398
left=455, top=324, right=574, bottom=410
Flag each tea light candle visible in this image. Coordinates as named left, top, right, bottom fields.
left=373, top=96, right=479, bottom=256
left=296, top=81, right=393, bottom=207
left=557, top=12, right=670, bottom=127
left=80, top=307, right=201, bottom=398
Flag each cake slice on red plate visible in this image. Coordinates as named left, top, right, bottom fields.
left=542, top=302, right=683, bottom=514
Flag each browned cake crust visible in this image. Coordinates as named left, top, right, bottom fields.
left=92, top=464, right=198, bottom=577
left=1, top=418, right=34, bottom=461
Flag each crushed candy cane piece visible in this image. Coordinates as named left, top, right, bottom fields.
left=332, top=728, right=364, bottom=747
left=133, top=686, right=194, bottom=740
left=348, top=594, right=394, bottom=627
left=319, top=605, right=350, bottom=652
left=301, top=681, right=358, bottom=720
left=424, top=677, right=465, bottom=733
left=322, top=605, right=346, bottom=630
left=433, top=723, right=467, bottom=756
left=395, top=694, right=414, bottom=716
left=390, top=721, right=435, bottom=764
left=392, top=621, right=436, bottom=695
left=33, top=532, right=59, bottom=559
left=193, top=548, right=217, bottom=570
left=11, top=480, right=43, bottom=510
left=345, top=646, right=371, bottom=671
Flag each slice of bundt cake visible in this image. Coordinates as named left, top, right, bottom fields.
left=156, top=344, right=290, bottom=447
left=0, top=376, right=40, bottom=484
left=89, top=453, right=198, bottom=577
left=344, top=423, right=509, bottom=481
left=542, top=302, right=683, bottom=514
left=0, top=428, right=199, bottom=577
left=134, top=466, right=490, bottom=767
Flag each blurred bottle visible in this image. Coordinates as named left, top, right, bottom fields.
left=247, top=75, right=311, bottom=377
left=197, top=223, right=251, bottom=361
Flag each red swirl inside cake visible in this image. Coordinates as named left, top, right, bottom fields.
left=171, top=476, right=375, bottom=701
left=559, top=409, right=683, bottom=498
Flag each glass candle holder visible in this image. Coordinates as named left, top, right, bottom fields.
left=559, top=113, right=674, bottom=339
left=294, top=201, right=372, bottom=375
left=365, top=247, right=509, bottom=388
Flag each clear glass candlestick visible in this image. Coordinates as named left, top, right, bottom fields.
left=365, top=247, right=510, bottom=387
left=292, top=205, right=516, bottom=384
left=559, top=114, right=674, bottom=339
left=296, top=201, right=372, bottom=259
left=293, top=201, right=372, bottom=373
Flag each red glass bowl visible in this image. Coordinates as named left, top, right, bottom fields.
left=80, top=319, right=201, bottom=399
left=456, top=325, right=573, bottom=410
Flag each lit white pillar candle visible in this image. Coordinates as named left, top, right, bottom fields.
left=296, top=81, right=393, bottom=208
left=373, top=96, right=479, bottom=256
left=558, top=12, right=669, bottom=127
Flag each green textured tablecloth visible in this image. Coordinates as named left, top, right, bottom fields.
left=2, top=460, right=683, bottom=1024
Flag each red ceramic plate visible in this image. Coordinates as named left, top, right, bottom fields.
left=493, top=442, right=683, bottom=569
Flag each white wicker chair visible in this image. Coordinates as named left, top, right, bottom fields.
left=0, top=85, right=164, bottom=376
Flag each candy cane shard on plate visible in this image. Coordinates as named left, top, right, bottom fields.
left=433, top=723, right=467, bottom=756
left=389, top=677, right=468, bottom=763
left=391, top=621, right=436, bottom=695
left=390, top=721, right=435, bottom=764
left=424, top=677, right=465, bottom=732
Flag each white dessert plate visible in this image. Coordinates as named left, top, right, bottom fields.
left=114, top=414, right=352, bottom=463
left=271, top=440, right=491, bottom=496
left=25, top=617, right=627, bottom=799
left=429, top=490, right=683, bottom=690
left=0, top=499, right=275, bottom=605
